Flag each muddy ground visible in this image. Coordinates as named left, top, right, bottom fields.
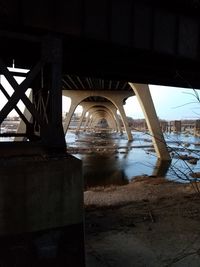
left=84, top=177, right=200, bottom=267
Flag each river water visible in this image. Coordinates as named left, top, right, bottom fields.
left=66, top=130, right=200, bottom=187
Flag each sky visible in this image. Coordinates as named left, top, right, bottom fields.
left=1, top=67, right=200, bottom=121
left=124, top=85, right=200, bottom=120
left=63, top=85, right=200, bottom=121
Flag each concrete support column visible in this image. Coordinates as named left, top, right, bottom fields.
left=0, top=153, right=85, bottom=266
left=115, top=102, right=132, bottom=141
left=160, top=121, right=168, bottom=132
left=76, top=102, right=121, bottom=134
left=92, top=108, right=117, bottom=131
left=113, top=109, right=123, bottom=134
left=129, top=83, right=170, bottom=161
left=195, top=120, right=200, bottom=136
left=62, top=90, right=133, bottom=139
left=63, top=99, right=80, bottom=133
left=91, top=112, right=116, bottom=131
left=88, top=114, right=94, bottom=132
left=90, top=115, right=99, bottom=130
left=83, top=113, right=91, bottom=131
left=108, top=114, right=117, bottom=131
left=76, top=108, right=87, bottom=134
left=82, top=107, right=112, bottom=132
left=174, top=120, right=181, bottom=132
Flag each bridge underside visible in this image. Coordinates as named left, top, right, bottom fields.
left=1, top=33, right=200, bottom=89
left=1, top=0, right=200, bottom=88
left=0, top=1, right=200, bottom=265
left=0, top=1, right=200, bottom=151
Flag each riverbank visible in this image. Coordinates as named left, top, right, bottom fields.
left=85, top=176, right=200, bottom=267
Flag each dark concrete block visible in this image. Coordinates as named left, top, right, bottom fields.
left=0, top=154, right=85, bottom=266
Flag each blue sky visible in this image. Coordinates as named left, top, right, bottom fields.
left=124, top=85, right=200, bottom=120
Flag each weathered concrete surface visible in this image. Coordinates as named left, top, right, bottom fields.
left=0, top=154, right=83, bottom=234
left=76, top=102, right=122, bottom=134
left=62, top=90, right=133, bottom=140
left=0, top=153, right=85, bottom=266
left=129, top=83, right=170, bottom=161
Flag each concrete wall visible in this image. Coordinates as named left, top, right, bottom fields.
left=0, top=154, right=83, bottom=234
left=0, top=154, right=85, bottom=266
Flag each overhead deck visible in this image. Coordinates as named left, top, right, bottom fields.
left=0, top=2, right=185, bottom=265
left=0, top=0, right=200, bottom=88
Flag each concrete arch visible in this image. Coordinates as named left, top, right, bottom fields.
left=92, top=114, right=116, bottom=131
left=76, top=102, right=121, bottom=134
left=84, top=108, right=116, bottom=132
left=85, top=107, right=118, bottom=132
left=16, top=86, right=169, bottom=160
left=88, top=113, right=115, bottom=132
left=62, top=90, right=133, bottom=140
left=92, top=109, right=119, bottom=132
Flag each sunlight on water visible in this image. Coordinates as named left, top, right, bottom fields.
left=66, top=130, right=200, bottom=187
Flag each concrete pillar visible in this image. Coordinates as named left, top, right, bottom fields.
left=160, top=121, right=168, bottom=132
left=62, top=90, right=133, bottom=139
left=89, top=113, right=97, bottom=131
left=174, top=120, right=181, bottom=132
left=169, top=121, right=172, bottom=132
left=129, top=83, right=170, bottom=161
left=87, top=114, right=93, bottom=132
left=152, top=159, right=171, bottom=177
left=116, top=103, right=133, bottom=141
left=89, top=107, right=117, bottom=131
left=91, top=111, right=117, bottom=131
left=0, top=149, right=85, bottom=266
left=195, top=120, right=200, bottom=135
left=63, top=98, right=80, bottom=133
left=76, top=108, right=87, bottom=134
left=83, top=112, right=91, bottom=132
left=112, top=109, right=123, bottom=134
left=76, top=102, right=122, bottom=135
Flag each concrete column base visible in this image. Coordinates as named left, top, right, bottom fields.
left=0, top=153, right=85, bottom=266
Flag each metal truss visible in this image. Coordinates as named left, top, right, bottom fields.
left=0, top=34, right=66, bottom=153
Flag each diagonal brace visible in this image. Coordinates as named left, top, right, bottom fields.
left=0, top=84, right=30, bottom=125
left=0, top=58, right=45, bottom=125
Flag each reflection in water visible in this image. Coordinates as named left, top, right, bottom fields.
left=83, top=154, right=129, bottom=188
left=66, top=131, right=200, bottom=186
left=152, top=159, right=171, bottom=177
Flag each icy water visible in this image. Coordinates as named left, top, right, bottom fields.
left=66, top=130, right=200, bottom=187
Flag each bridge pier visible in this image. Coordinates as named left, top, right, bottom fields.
left=0, top=35, right=85, bottom=266
left=63, top=90, right=133, bottom=141
left=90, top=109, right=117, bottom=132
left=0, top=152, right=84, bottom=266
left=76, top=102, right=123, bottom=135
left=82, top=106, right=118, bottom=133
left=173, top=120, right=182, bottom=132
left=194, top=120, right=200, bottom=136
left=129, top=83, right=170, bottom=161
left=76, top=106, right=89, bottom=134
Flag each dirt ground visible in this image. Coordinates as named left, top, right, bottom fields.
left=84, top=177, right=200, bottom=267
